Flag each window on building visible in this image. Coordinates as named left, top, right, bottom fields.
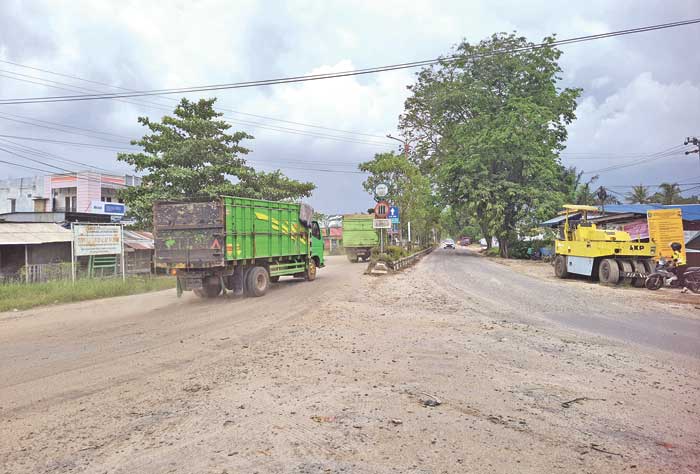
left=9, top=198, right=16, bottom=213
left=106, top=197, right=112, bottom=202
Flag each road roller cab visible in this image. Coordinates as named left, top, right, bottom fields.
left=553, top=204, right=656, bottom=286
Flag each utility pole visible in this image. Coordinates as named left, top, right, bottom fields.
left=685, top=136, right=699, bottom=161
left=386, top=134, right=410, bottom=159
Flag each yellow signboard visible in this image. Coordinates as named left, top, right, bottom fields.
left=647, top=209, right=685, bottom=261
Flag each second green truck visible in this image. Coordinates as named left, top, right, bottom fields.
left=342, top=214, right=379, bottom=262
left=153, top=196, right=324, bottom=298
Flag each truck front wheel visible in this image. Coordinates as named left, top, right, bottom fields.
left=246, top=266, right=270, bottom=297
left=306, top=258, right=317, bottom=281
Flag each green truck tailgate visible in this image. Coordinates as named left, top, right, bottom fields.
left=342, top=214, right=378, bottom=248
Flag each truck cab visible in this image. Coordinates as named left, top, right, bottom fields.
left=311, top=220, right=325, bottom=268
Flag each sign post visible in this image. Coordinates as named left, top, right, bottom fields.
left=70, top=223, right=76, bottom=283
left=72, top=223, right=125, bottom=280
left=120, top=224, right=126, bottom=281
left=373, top=218, right=391, bottom=254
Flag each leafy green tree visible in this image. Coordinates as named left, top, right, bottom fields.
left=118, top=98, right=314, bottom=227
left=358, top=151, right=437, bottom=245
left=653, top=182, right=682, bottom=204
left=625, top=185, right=650, bottom=204
left=399, top=33, right=581, bottom=257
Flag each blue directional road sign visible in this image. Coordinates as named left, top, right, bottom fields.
left=388, top=206, right=399, bottom=221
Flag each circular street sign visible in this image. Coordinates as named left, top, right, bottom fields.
left=374, top=200, right=390, bottom=218
left=375, top=183, right=388, bottom=197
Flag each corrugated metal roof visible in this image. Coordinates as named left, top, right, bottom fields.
left=123, top=229, right=154, bottom=250
left=542, top=204, right=700, bottom=227
left=601, top=204, right=700, bottom=220
left=0, top=223, right=72, bottom=245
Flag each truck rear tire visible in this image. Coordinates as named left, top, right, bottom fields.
left=554, top=255, right=568, bottom=278
left=246, top=266, right=269, bottom=297
left=598, top=258, right=620, bottom=285
left=194, top=277, right=222, bottom=298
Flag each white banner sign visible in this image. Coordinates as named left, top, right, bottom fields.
left=372, top=218, right=391, bottom=229
left=73, top=224, right=123, bottom=256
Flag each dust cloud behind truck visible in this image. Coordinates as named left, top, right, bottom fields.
left=342, top=214, right=378, bottom=262
left=153, top=196, right=324, bottom=298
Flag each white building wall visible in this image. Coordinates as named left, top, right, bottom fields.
left=0, top=176, right=45, bottom=213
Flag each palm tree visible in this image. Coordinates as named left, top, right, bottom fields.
left=575, top=175, right=599, bottom=205
left=625, top=185, right=650, bottom=204
left=653, top=182, right=682, bottom=204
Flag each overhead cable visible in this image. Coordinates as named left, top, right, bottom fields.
left=1, top=19, right=698, bottom=105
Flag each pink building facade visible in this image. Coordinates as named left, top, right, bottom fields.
left=43, top=172, right=140, bottom=213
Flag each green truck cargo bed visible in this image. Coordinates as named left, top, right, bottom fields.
left=342, top=214, right=378, bottom=248
left=154, top=197, right=312, bottom=268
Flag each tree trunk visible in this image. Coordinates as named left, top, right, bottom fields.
left=498, top=236, right=509, bottom=258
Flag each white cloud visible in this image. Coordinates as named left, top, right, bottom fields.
left=564, top=72, right=700, bottom=188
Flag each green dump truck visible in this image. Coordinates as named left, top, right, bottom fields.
left=343, top=214, right=378, bottom=262
left=154, top=196, right=324, bottom=298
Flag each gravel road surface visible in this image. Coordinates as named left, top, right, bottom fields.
left=1, top=251, right=698, bottom=473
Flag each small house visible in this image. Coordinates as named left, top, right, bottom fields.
left=0, top=223, right=72, bottom=283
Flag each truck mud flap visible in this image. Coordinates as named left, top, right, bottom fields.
left=180, top=276, right=204, bottom=291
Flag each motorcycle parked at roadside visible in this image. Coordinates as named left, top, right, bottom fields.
left=645, top=258, right=700, bottom=293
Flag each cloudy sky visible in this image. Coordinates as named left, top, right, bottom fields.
left=0, top=0, right=699, bottom=213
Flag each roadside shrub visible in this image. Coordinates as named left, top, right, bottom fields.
left=385, top=245, right=406, bottom=261
left=484, top=247, right=500, bottom=257
left=370, top=245, right=408, bottom=262
left=509, top=239, right=554, bottom=260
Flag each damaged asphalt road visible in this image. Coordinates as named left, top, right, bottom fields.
left=1, top=251, right=698, bottom=473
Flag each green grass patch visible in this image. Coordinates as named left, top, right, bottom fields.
left=484, top=247, right=501, bottom=257
left=0, top=276, right=176, bottom=312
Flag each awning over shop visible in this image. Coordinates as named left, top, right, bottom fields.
left=0, top=223, right=72, bottom=245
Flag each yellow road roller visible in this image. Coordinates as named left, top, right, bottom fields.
left=553, top=205, right=656, bottom=285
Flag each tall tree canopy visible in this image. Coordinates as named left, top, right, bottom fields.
left=399, top=33, right=581, bottom=256
left=358, top=151, right=438, bottom=244
left=118, top=98, right=314, bottom=227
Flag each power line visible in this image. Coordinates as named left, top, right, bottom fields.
left=0, top=113, right=133, bottom=145
left=0, top=158, right=56, bottom=174
left=0, top=111, right=132, bottom=140
left=0, top=71, right=394, bottom=146
left=0, top=60, right=392, bottom=140
left=0, top=134, right=134, bottom=151
left=581, top=145, right=689, bottom=174
left=0, top=146, right=73, bottom=173
left=0, top=138, right=116, bottom=173
left=1, top=19, right=698, bottom=105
